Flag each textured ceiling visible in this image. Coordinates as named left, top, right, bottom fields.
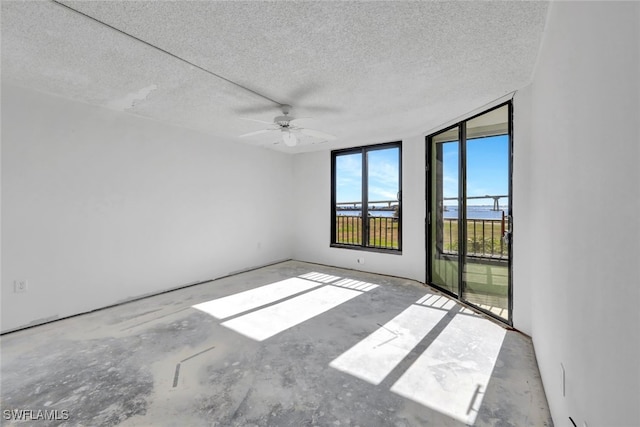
left=1, top=1, right=549, bottom=153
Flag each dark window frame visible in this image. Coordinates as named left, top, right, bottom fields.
left=425, top=100, right=513, bottom=326
left=331, top=141, right=402, bottom=253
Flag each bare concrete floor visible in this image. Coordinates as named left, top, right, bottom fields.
left=0, top=261, right=552, bottom=426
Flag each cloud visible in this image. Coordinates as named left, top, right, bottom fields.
left=337, top=176, right=359, bottom=187
left=368, top=186, right=398, bottom=201
left=336, top=155, right=362, bottom=179
left=336, top=148, right=400, bottom=203
left=368, top=162, right=398, bottom=184
left=443, top=175, right=458, bottom=198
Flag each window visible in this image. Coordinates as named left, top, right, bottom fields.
left=331, top=142, right=402, bottom=251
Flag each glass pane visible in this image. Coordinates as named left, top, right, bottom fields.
left=335, top=152, right=362, bottom=245
left=367, top=147, right=400, bottom=249
left=430, top=127, right=460, bottom=296
left=463, top=105, right=509, bottom=320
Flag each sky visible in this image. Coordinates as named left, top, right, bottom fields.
left=335, top=135, right=508, bottom=206
left=335, top=147, right=399, bottom=205
left=442, top=135, right=509, bottom=206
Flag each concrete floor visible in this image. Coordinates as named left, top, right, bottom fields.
left=0, top=261, right=552, bottom=426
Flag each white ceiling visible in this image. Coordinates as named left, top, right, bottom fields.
left=1, top=1, right=549, bottom=153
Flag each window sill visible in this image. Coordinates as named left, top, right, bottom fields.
left=330, top=244, right=402, bottom=255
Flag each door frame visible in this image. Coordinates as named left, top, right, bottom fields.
left=425, top=101, right=513, bottom=326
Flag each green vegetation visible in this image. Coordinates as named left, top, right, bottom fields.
left=335, top=216, right=363, bottom=245
left=335, top=216, right=506, bottom=255
left=335, top=216, right=399, bottom=249
left=442, top=219, right=508, bottom=257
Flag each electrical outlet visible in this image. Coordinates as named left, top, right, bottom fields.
left=357, top=257, right=365, bottom=264
left=14, top=279, right=28, bottom=293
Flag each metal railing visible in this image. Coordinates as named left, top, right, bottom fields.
left=442, top=218, right=509, bottom=259
left=335, top=215, right=399, bottom=250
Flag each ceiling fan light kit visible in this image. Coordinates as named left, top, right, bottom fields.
left=281, top=129, right=298, bottom=147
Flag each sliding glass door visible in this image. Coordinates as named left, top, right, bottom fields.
left=427, top=102, right=512, bottom=323
left=428, top=127, right=460, bottom=296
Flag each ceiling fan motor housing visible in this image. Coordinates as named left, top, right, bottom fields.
left=275, top=115, right=291, bottom=127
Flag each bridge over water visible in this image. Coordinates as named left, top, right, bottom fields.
left=444, top=195, right=508, bottom=211
left=337, top=195, right=508, bottom=211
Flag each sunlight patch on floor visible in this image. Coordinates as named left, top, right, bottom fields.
left=332, top=278, right=379, bottom=292
left=390, top=313, right=505, bottom=425
left=298, top=272, right=342, bottom=284
left=221, top=285, right=363, bottom=341
left=192, top=277, right=322, bottom=319
left=416, top=293, right=458, bottom=310
left=329, top=295, right=447, bottom=385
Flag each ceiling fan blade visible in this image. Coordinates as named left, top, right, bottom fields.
left=300, top=128, right=337, bottom=141
left=235, top=105, right=280, bottom=115
left=288, top=83, right=321, bottom=102
left=299, top=105, right=342, bottom=113
left=289, top=117, right=312, bottom=124
left=240, top=117, right=274, bottom=125
left=239, top=128, right=278, bottom=138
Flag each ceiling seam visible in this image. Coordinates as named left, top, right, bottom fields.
left=50, top=0, right=284, bottom=108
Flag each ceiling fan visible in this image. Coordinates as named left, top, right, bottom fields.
left=239, top=105, right=336, bottom=146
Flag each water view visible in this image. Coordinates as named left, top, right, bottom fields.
left=442, top=205, right=509, bottom=220
left=337, top=205, right=509, bottom=220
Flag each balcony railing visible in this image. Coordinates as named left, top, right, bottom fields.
left=441, top=218, right=509, bottom=259
left=335, top=215, right=399, bottom=250
left=335, top=214, right=508, bottom=256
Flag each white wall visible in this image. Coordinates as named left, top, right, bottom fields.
left=524, top=2, right=640, bottom=426
left=512, top=84, right=534, bottom=335
left=293, top=135, right=426, bottom=283
left=1, top=84, right=294, bottom=333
